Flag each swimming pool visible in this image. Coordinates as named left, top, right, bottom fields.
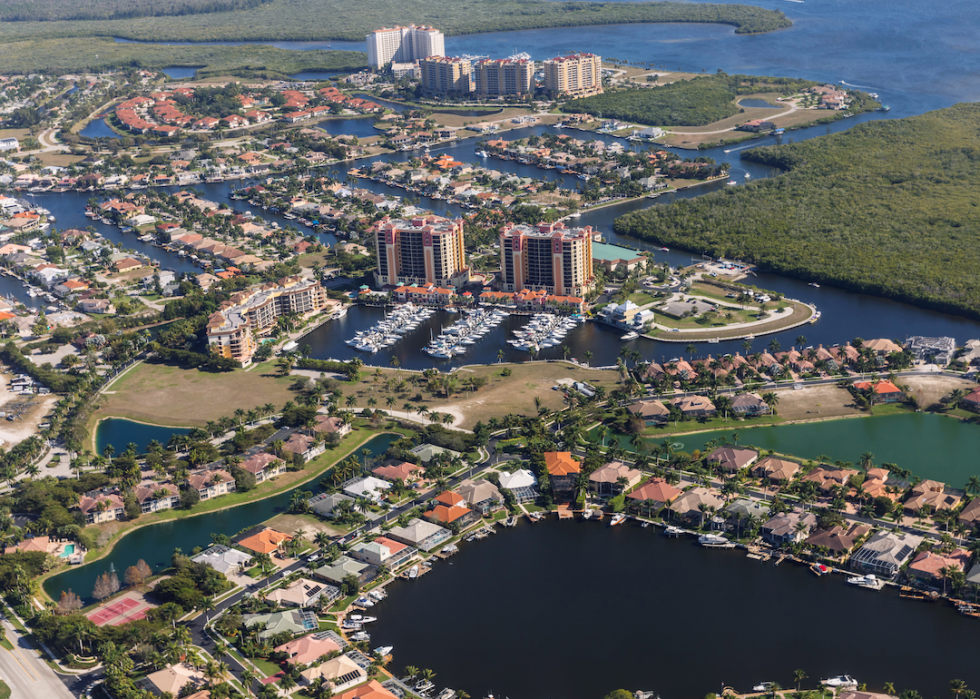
left=60, top=544, right=75, bottom=558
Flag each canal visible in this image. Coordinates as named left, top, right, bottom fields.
left=43, top=431, right=400, bottom=604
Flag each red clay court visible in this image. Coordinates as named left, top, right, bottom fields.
left=86, top=594, right=151, bottom=627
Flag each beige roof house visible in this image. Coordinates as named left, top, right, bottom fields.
left=276, top=633, right=342, bottom=666
left=627, top=399, right=669, bottom=423
left=265, top=578, right=329, bottom=607
left=589, top=461, right=643, bottom=496
left=805, top=523, right=871, bottom=554
left=706, top=446, right=758, bottom=473
left=751, top=456, right=800, bottom=483
left=454, top=479, right=503, bottom=512
left=143, top=663, right=206, bottom=696
left=300, top=653, right=366, bottom=689
left=669, top=487, right=725, bottom=522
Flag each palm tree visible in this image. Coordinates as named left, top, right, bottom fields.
left=860, top=451, right=875, bottom=470
left=761, top=391, right=779, bottom=415
left=584, top=350, right=593, bottom=367
left=793, top=669, right=807, bottom=691
left=966, top=476, right=980, bottom=497
left=950, top=679, right=970, bottom=699
left=240, top=668, right=258, bottom=698
left=497, top=349, right=505, bottom=364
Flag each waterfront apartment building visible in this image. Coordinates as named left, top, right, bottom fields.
left=474, top=58, right=535, bottom=97
left=374, top=215, right=470, bottom=288
left=498, top=221, right=596, bottom=298
left=207, top=276, right=327, bottom=365
left=366, top=25, right=445, bottom=68
left=542, top=53, right=603, bottom=97
left=419, top=56, right=473, bottom=96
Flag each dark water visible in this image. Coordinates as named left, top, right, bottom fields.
left=738, top=98, right=780, bottom=109
left=289, top=71, right=343, bottom=81
left=162, top=66, right=201, bottom=79
left=95, top=418, right=190, bottom=455
left=371, top=519, right=979, bottom=699
left=316, top=117, right=381, bottom=139
left=44, top=431, right=399, bottom=604
left=79, top=118, right=121, bottom=140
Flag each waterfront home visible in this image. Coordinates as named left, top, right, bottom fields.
left=762, top=510, right=818, bottom=545
left=669, top=487, right=725, bottom=526
left=279, top=432, right=325, bottom=462
left=671, top=395, right=716, bottom=418
left=905, top=336, right=955, bottom=365
left=851, top=530, right=924, bottom=578
left=853, top=379, right=904, bottom=403
left=141, top=662, right=206, bottom=696
left=627, top=399, right=669, bottom=425
left=244, top=610, right=311, bottom=640
left=312, top=555, right=375, bottom=585
left=191, top=545, right=252, bottom=576
left=904, top=480, right=961, bottom=515
left=864, top=338, right=903, bottom=355
left=497, top=468, right=539, bottom=503
left=589, top=461, right=643, bottom=497
left=134, top=482, right=181, bottom=514
left=958, top=498, right=980, bottom=527
left=544, top=452, right=581, bottom=501
left=238, top=527, right=292, bottom=555
left=805, top=523, right=871, bottom=556
left=907, top=549, right=970, bottom=584
left=240, top=452, right=287, bottom=483
left=387, top=517, right=452, bottom=551
left=427, top=491, right=476, bottom=527
left=186, top=468, right=236, bottom=500
left=731, top=392, right=770, bottom=415
left=858, top=468, right=898, bottom=500
left=309, top=492, right=354, bottom=518
left=837, top=693, right=897, bottom=699
left=313, top=414, right=352, bottom=437
left=706, top=446, right=758, bottom=474
left=372, top=460, right=425, bottom=483
left=751, top=456, right=800, bottom=484
left=265, top=578, right=332, bottom=608
left=724, top=497, right=769, bottom=525
left=335, top=680, right=399, bottom=699
left=959, top=389, right=980, bottom=413
left=803, top=466, right=858, bottom=493
left=78, top=299, right=115, bottom=315
left=77, top=489, right=126, bottom=524
left=343, top=476, right=391, bottom=503
left=409, top=443, right=462, bottom=463
left=454, top=479, right=503, bottom=513
left=300, top=653, right=366, bottom=690
left=276, top=633, right=343, bottom=666
left=626, top=478, right=682, bottom=514
left=349, top=535, right=417, bottom=569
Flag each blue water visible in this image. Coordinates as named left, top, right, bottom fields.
left=59, top=544, right=75, bottom=558
left=79, top=118, right=121, bottom=140
left=289, top=71, right=344, bottom=81
left=95, top=418, right=191, bottom=455
left=162, top=66, right=200, bottom=79
left=316, top=117, right=381, bottom=138
left=738, top=98, right=780, bottom=109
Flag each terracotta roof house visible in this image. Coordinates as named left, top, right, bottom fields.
left=281, top=432, right=325, bottom=461
left=588, top=461, right=643, bottom=497
left=265, top=578, right=330, bottom=607
left=851, top=530, right=924, bottom=578
left=186, top=468, right=236, bottom=501
left=275, top=633, right=343, bottom=666
left=134, top=482, right=181, bottom=514
left=142, top=663, right=206, bottom=696
left=853, top=380, right=904, bottom=403
left=4, top=536, right=51, bottom=555
left=240, top=452, right=286, bottom=483
left=706, top=446, right=759, bottom=473
left=544, top=452, right=581, bottom=500
left=762, top=510, right=817, bottom=545
left=372, top=461, right=425, bottom=483
left=77, top=489, right=126, bottom=524
left=859, top=468, right=898, bottom=500
left=113, top=257, right=144, bottom=273
left=751, top=457, right=800, bottom=484
left=334, top=680, right=399, bottom=699
left=300, top=653, right=366, bottom=690
left=731, top=392, right=770, bottom=415
left=805, top=523, right=871, bottom=554
left=907, top=549, right=970, bottom=583
left=239, top=527, right=292, bottom=554
left=426, top=503, right=475, bottom=526
left=669, top=487, right=725, bottom=525
left=243, top=610, right=309, bottom=640
left=803, top=466, right=858, bottom=493
left=313, top=414, right=352, bottom=437
left=960, top=389, right=980, bottom=413
left=904, top=480, right=961, bottom=514
left=672, top=395, right=716, bottom=417
left=626, top=478, right=682, bottom=512
left=627, top=399, right=669, bottom=424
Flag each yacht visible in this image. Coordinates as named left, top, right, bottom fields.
left=846, top=574, right=884, bottom=590
left=810, top=563, right=830, bottom=576
left=415, top=680, right=435, bottom=693
left=664, top=525, right=685, bottom=537
left=698, top=533, right=735, bottom=548
left=350, top=631, right=371, bottom=642
left=821, top=676, right=858, bottom=689
left=408, top=565, right=419, bottom=580
left=349, top=615, right=377, bottom=624
left=809, top=282, right=821, bottom=288
left=620, top=331, right=639, bottom=341
left=609, top=513, right=626, bottom=527
left=374, top=646, right=393, bottom=657
left=477, top=149, right=489, bottom=158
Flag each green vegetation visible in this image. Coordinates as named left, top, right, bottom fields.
left=0, top=39, right=367, bottom=78
left=564, top=73, right=817, bottom=127
left=0, top=679, right=9, bottom=699
left=0, top=1, right=790, bottom=45
left=0, top=0, right=264, bottom=22
left=613, top=103, right=980, bottom=319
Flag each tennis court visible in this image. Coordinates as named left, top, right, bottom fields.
left=86, top=592, right=153, bottom=627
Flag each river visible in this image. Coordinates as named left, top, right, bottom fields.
left=370, top=518, right=979, bottom=699
left=43, top=431, right=400, bottom=604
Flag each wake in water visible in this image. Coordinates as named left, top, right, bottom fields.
left=841, top=80, right=883, bottom=92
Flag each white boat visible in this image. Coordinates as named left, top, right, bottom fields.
left=568, top=212, right=581, bottom=218
left=609, top=513, right=626, bottom=527
left=620, top=331, right=639, bottom=341
left=664, top=525, right=685, bottom=537
left=727, top=180, right=737, bottom=186
left=809, top=282, right=821, bottom=288
left=415, top=680, right=435, bottom=693
left=698, top=533, right=735, bottom=548
left=477, top=150, right=489, bottom=158
left=821, top=676, right=858, bottom=689
left=374, top=646, right=393, bottom=657
left=350, top=615, right=377, bottom=624
left=408, top=565, right=419, bottom=580
left=350, top=631, right=371, bottom=642
left=752, top=683, right=775, bottom=693
left=846, top=574, right=884, bottom=590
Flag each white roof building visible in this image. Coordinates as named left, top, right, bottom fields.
left=191, top=545, right=252, bottom=576
left=498, top=468, right=537, bottom=490
left=343, top=476, right=391, bottom=503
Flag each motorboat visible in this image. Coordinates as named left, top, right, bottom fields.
left=355, top=597, right=374, bottom=607
left=846, top=574, right=884, bottom=590
left=609, top=513, right=626, bottom=527
left=349, top=615, right=377, bottom=624
left=349, top=631, right=371, bottom=642
left=620, top=331, right=639, bottom=341
left=415, top=680, right=435, bottom=693
left=477, top=150, right=489, bottom=158
left=374, top=646, right=393, bottom=657
left=698, top=533, right=735, bottom=548
left=408, top=565, right=419, bottom=580
left=752, top=683, right=775, bottom=693
left=809, top=282, right=821, bottom=288
left=811, top=563, right=830, bottom=576
left=664, top=525, right=685, bottom=536
left=821, top=676, right=858, bottom=689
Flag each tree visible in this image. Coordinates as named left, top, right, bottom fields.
left=793, top=669, right=807, bottom=691
left=57, top=589, right=83, bottom=615
left=125, top=559, right=152, bottom=588
left=93, top=571, right=120, bottom=601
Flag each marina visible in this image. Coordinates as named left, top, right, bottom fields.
left=346, top=303, right=434, bottom=353
left=424, top=307, right=512, bottom=359
left=506, top=312, right=583, bottom=353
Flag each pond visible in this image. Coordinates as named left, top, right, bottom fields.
left=44, top=431, right=401, bottom=604
left=94, top=418, right=191, bottom=455
left=738, top=98, right=781, bottom=109
left=79, top=118, right=121, bottom=140
left=162, top=66, right=201, bottom=79
left=648, top=413, right=980, bottom=486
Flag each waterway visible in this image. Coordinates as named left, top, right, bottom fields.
left=94, top=418, right=191, bottom=455
left=370, top=518, right=979, bottom=699
left=43, top=431, right=400, bottom=604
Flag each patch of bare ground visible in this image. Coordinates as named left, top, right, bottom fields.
left=770, top=383, right=864, bottom=421
left=899, top=374, right=977, bottom=411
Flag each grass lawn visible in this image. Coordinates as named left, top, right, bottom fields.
left=332, top=595, right=356, bottom=612
left=89, top=360, right=300, bottom=439
left=0, top=680, right=10, bottom=699
left=245, top=567, right=265, bottom=579
left=627, top=291, right=660, bottom=306
left=252, top=657, right=283, bottom=677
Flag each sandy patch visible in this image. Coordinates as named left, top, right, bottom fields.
left=899, top=374, right=977, bottom=410
left=266, top=513, right=346, bottom=539
left=771, top=383, right=863, bottom=421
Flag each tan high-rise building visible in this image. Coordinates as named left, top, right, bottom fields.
left=207, top=276, right=327, bottom=365
left=474, top=58, right=535, bottom=97
left=374, top=215, right=470, bottom=288
left=542, top=53, right=603, bottom=98
left=499, top=221, right=595, bottom=298
left=419, top=56, right=473, bottom=96
left=366, top=25, right=445, bottom=68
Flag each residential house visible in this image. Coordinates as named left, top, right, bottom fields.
left=134, top=482, right=180, bottom=514
left=300, top=653, right=365, bottom=690
left=751, top=457, right=800, bottom=484
left=724, top=498, right=769, bottom=526
left=78, top=299, right=115, bottom=315
left=349, top=535, right=417, bottom=569
left=854, top=380, right=904, bottom=403
left=191, top=545, right=252, bottom=576
left=386, top=517, right=451, bottom=551
left=907, top=549, right=970, bottom=584
left=859, top=468, right=898, bottom=501
left=958, top=498, right=980, bottom=527
left=54, top=279, right=89, bottom=298
left=904, top=480, right=961, bottom=515
left=238, top=527, right=292, bottom=555
left=343, top=476, right=391, bottom=503
left=265, top=578, right=331, bottom=607
left=334, top=680, right=399, bottom=699
left=243, top=610, right=310, bottom=640
left=142, top=663, right=206, bottom=696
left=805, top=523, right=871, bottom=556
left=803, top=466, right=858, bottom=493
left=113, top=257, right=145, bottom=273
left=426, top=490, right=476, bottom=527
left=275, top=634, right=343, bottom=666
left=186, top=468, right=236, bottom=501
left=240, top=452, right=286, bottom=483
left=309, top=492, right=354, bottom=518
left=497, top=468, right=538, bottom=503
left=762, top=510, right=818, bottom=545
left=706, top=446, right=758, bottom=473
left=372, top=460, right=425, bottom=483
left=627, top=399, right=669, bottom=425
left=312, top=555, right=375, bottom=585
left=626, top=478, right=682, bottom=513
left=454, top=479, right=503, bottom=513
left=672, top=395, right=716, bottom=418
left=77, top=489, right=126, bottom=524
left=851, top=530, right=924, bottom=578
left=588, top=461, right=643, bottom=497
left=544, top=451, right=581, bottom=501
left=669, top=487, right=725, bottom=525
left=313, top=414, right=352, bottom=437
left=731, top=392, right=770, bottom=415
left=281, top=432, right=326, bottom=461
left=960, top=389, right=980, bottom=414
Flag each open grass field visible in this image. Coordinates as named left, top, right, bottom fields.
left=348, top=362, right=622, bottom=430
left=91, top=360, right=298, bottom=430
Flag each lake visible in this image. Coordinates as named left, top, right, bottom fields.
left=94, top=418, right=190, bottom=455
left=370, top=518, right=980, bottom=699
left=78, top=118, right=121, bottom=140
left=44, top=431, right=400, bottom=604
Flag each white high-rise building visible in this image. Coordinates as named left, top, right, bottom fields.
left=366, top=25, right=445, bottom=68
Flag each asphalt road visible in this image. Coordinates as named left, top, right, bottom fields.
left=0, top=615, right=76, bottom=699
